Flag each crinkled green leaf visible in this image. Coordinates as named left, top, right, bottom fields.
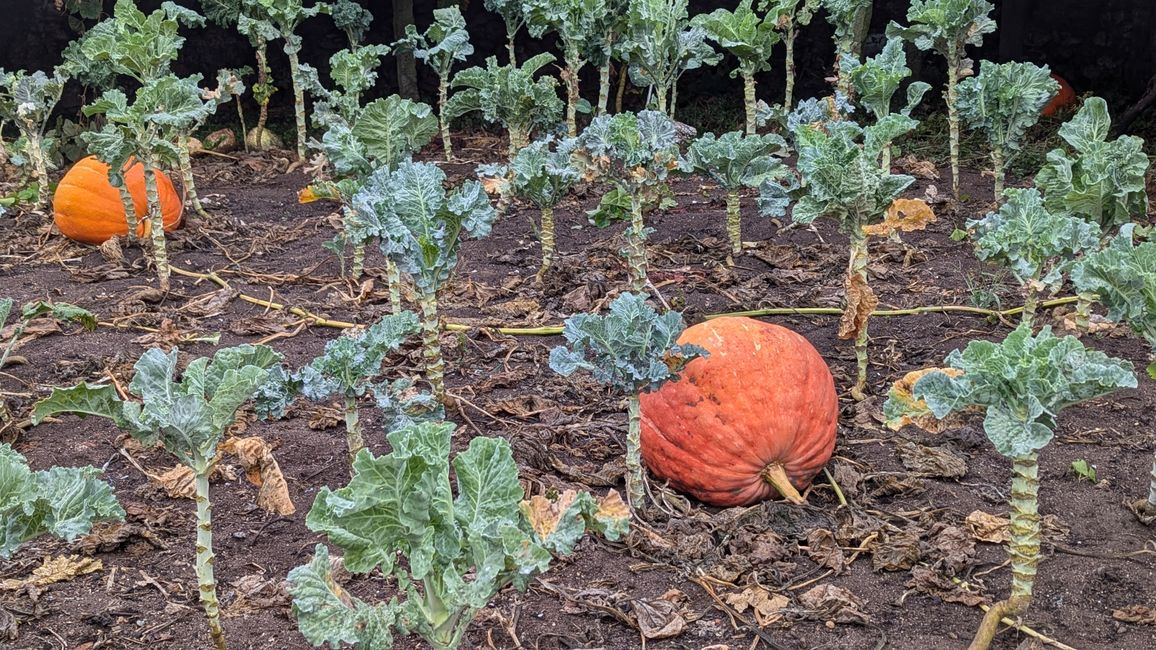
left=618, top=0, right=721, bottom=102
left=286, top=544, right=400, bottom=648
left=885, top=0, right=996, bottom=61
left=402, top=6, right=473, bottom=82
left=294, top=311, right=420, bottom=402
left=681, top=131, right=789, bottom=190
left=445, top=54, right=562, bottom=144
left=572, top=110, right=680, bottom=196
left=71, top=0, right=203, bottom=84
left=693, top=0, right=780, bottom=77
left=842, top=37, right=928, bottom=120
left=820, top=0, right=872, bottom=54
left=478, top=137, right=580, bottom=209
left=352, top=95, right=440, bottom=170
left=957, top=60, right=1058, bottom=157
left=1071, top=224, right=1156, bottom=350
left=327, top=0, right=373, bottom=45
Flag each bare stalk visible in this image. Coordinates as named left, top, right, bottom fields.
left=626, top=193, right=649, bottom=293
left=597, top=61, right=611, bottom=116
left=625, top=394, right=645, bottom=509
left=116, top=182, right=140, bottom=243
left=141, top=152, right=171, bottom=292
left=438, top=77, right=453, bottom=160
left=992, top=145, right=1005, bottom=201
left=287, top=49, right=307, bottom=161
left=194, top=473, right=227, bottom=650
left=178, top=139, right=210, bottom=219
left=947, top=42, right=961, bottom=197
left=784, top=21, right=797, bottom=110
left=342, top=395, right=363, bottom=463
left=386, top=260, right=402, bottom=314
left=742, top=71, right=757, bottom=135
left=418, top=292, right=445, bottom=402
left=725, top=188, right=742, bottom=255
left=563, top=46, right=583, bottom=138
left=24, top=129, right=50, bottom=211
left=536, top=205, right=555, bottom=282
left=849, top=235, right=870, bottom=400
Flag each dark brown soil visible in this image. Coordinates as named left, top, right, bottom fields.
left=2, top=139, right=1155, bottom=650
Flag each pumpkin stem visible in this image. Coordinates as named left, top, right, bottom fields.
left=761, top=463, right=805, bottom=504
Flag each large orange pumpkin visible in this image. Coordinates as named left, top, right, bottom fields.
left=1042, top=73, right=1076, bottom=117
left=53, top=156, right=184, bottom=244
left=640, top=317, right=838, bottom=507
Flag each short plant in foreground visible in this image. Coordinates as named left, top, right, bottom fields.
left=571, top=111, right=681, bottom=293
left=399, top=6, right=473, bottom=158
left=0, top=299, right=95, bottom=371
left=353, top=160, right=497, bottom=403
left=550, top=293, right=706, bottom=508
left=34, top=344, right=282, bottom=650
left=957, top=60, right=1058, bottom=198
left=477, top=137, right=581, bottom=281
left=617, top=0, right=720, bottom=118
left=887, top=0, right=997, bottom=197
left=1071, top=224, right=1156, bottom=523
left=681, top=130, right=790, bottom=255
left=694, top=0, right=781, bottom=135
left=841, top=36, right=930, bottom=170
left=0, top=442, right=124, bottom=559
left=287, top=420, right=629, bottom=650
left=888, top=324, right=1134, bottom=650
left=0, top=68, right=67, bottom=211
left=446, top=53, right=562, bottom=158
left=966, top=187, right=1099, bottom=326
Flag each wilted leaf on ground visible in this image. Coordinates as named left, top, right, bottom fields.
left=73, top=521, right=165, bottom=554
left=523, top=490, right=581, bottom=540
left=884, top=368, right=964, bottom=432
left=906, top=566, right=990, bottom=607
left=862, top=198, right=937, bottom=238
left=927, top=524, right=975, bottom=575
left=224, top=573, right=291, bottom=616
left=871, top=530, right=922, bottom=572
left=965, top=510, right=1011, bottom=543
left=724, top=586, right=790, bottom=626
left=897, top=441, right=969, bottom=478
left=1113, top=605, right=1156, bottom=625
left=633, top=594, right=686, bottom=639
left=797, top=584, right=872, bottom=625
left=806, top=528, right=846, bottom=573
left=0, top=555, right=102, bottom=591
left=894, top=156, right=940, bottom=179
left=220, top=437, right=296, bottom=516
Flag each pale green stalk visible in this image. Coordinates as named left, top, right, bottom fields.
left=563, top=44, right=583, bottom=138
left=25, top=130, right=49, bottom=210
left=116, top=183, right=140, bottom=242
left=726, top=188, right=742, bottom=254
left=287, top=49, right=306, bottom=160
left=627, top=194, right=649, bottom=293
left=194, top=474, right=227, bottom=650
left=343, top=395, right=363, bottom=462
left=947, top=41, right=961, bottom=197
left=178, top=140, right=210, bottom=219
left=1021, top=282, right=1039, bottom=327
left=537, top=205, right=555, bottom=281
left=419, top=292, right=445, bottom=402
left=849, top=234, right=870, bottom=399
left=626, top=393, right=644, bottom=509
left=784, top=20, right=798, bottom=109
left=1147, top=451, right=1156, bottom=513
left=351, top=243, right=366, bottom=280
left=141, top=151, right=171, bottom=292
left=742, top=71, right=756, bottom=135
left=236, top=94, right=249, bottom=153
left=992, top=144, right=1004, bottom=200
left=386, top=260, right=402, bottom=314
left=438, top=77, right=452, bottom=160
left=597, top=61, right=611, bottom=115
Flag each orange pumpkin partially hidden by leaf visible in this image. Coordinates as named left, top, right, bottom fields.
left=53, top=156, right=184, bottom=244
left=640, top=317, right=838, bottom=507
left=1042, top=73, right=1076, bottom=117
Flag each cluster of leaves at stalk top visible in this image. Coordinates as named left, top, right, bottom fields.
left=617, top=0, right=720, bottom=115
left=901, top=325, right=1135, bottom=458
left=445, top=53, right=562, bottom=156
left=0, top=443, right=124, bottom=559
left=287, top=420, right=630, bottom=650
left=694, top=0, right=779, bottom=134
left=1072, top=225, right=1156, bottom=370
left=0, top=67, right=67, bottom=209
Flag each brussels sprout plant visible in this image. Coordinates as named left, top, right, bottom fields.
left=0, top=68, right=67, bottom=211
left=841, top=37, right=931, bottom=170
left=617, top=0, right=721, bottom=118
left=400, top=6, right=473, bottom=159
left=694, top=0, right=781, bottom=135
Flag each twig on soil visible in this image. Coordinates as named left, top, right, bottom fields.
left=949, top=575, right=1077, bottom=650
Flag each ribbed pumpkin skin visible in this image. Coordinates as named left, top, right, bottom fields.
left=640, top=317, right=838, bottom=506
left=1042, top=74, right=1076, bottom=117
left=53, top=156, right=183, bottom=244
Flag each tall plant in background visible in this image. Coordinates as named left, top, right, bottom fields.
left=681, top=131, right=790, bottom=255
left=694, top=0, right=780, bottom=135
left=841, top=37, right=931, bottom=170
left=235, top=9, right=282, bottom=150
left=34, top=345, right=282, bottom=650
left=241, top=0, right=323, bottom=160
left=478, top=138, right=581, bottom=281
left=819, top=0, right=872, bottom=94
left=0, top=68, right=66, bottom=211
left=524, top=0, right=609, bottom=137
left=889, top=325, right=1134, bottom=650
left=401, top=6, right=473, bottom=159
left=287, top=421, right=629, bottom=650
left=353, top=161, right=498, bottom=403
left=445, top=54, right=563, bottom=157
left=958, top=60, right=1058, bottom=198
left=618, top=0, right=721, bottom=118
left=760, top=0, right=817, bottom=110
left=966, top=188, right=1099, bottom=326
left=484, top=0, right=526, bottom=64
left=887, top=0, right=997, bottom=198
left=762, top=115, right=935, bottom=399
left=1071, top=226, right=1156, bottom=524
left=571, top=111, right=681, bottom=293
left=550, top=293, right=705, bottom=508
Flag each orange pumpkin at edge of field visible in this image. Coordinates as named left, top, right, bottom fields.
left=640, top=317, right=838, bottom=507
left=1042, top=73, right=1077, bottom=117
left=52, top=155, right=184, bottom=244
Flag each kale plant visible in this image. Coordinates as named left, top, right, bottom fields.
left=550, top=292, right=705, bottom=507
left=445, top=53, right=563, bottom=158
left=887, top=0, right=997, bottom=197
left=484, top=0, right=527, bottom=64
left=34, top=344, right=282, bottom=650
left=819, top=0, right=873, bottom=94
left=841, top=37, right=931, bottom=170
left=681, top=131, right=790, bottom=255
left=693, top=0, right=780, bottom=135
left=891, top=325, right=1134, bottom=650
left=399, top=6, right=473, bottom=159
left=287, top=420, right=629, bottom=650
left=0, top=68, right=67, bottom=211
left=0, top=443, right=123, bottom=559
left=571, top=111, right=682, bottom=293
left=477, top=137, right=581, bottom=280
left=617, top=0, right=721, bottom=118
left=958, top=60, right=1058, bottom=198
left=352, top=161, right=498, bottom=402
left=967, top=187, right=1099, bottom=326
left=759, top=0, right=818, bottom=110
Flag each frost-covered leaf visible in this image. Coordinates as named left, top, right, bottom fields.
left=908, top=325, right=1135, bottom=457
left=287, top=544, right=399, bottom=648
left=549, top=292, right=706, bottom=394
left=957, top=60, right=1058, bottom=158
left=0, top=443, right=124, bottom=559
left=1071, top=224, right=1156, bottom=350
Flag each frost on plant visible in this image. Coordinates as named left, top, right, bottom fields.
left=445, top=53, right=562, bottom=157
left=693, top=0, right=780, bottom=134
left=0, top=443, right=124, bottom=559
left=957, top=60, right=1058, bottom=197
left=287, top=420, right=629, bottom=650
left=549, top=292, right=705, bottom=507
left=1034, top=97, right=1150, bottom=231
left=617, top=0, right=721, bottom=117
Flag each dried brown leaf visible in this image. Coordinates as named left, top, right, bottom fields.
left=965, top=510, right=1011, bottom=544
left=806, top=528, right=846, bottom=574
left=884, top=368, right=965, bottom=432
left=724, top=586, right=790, bottom=626
left=897, top=441, right=969, bottom=479
left=894, top=156, right=940, bottom=180
left=906, top=566, right=990, bottom=607
left=0, top=556, right=102, bottom=591
left=220, top=436, right=296, bottom=516
left=521, top=490, right=580, bottom=541
left=1113, top=605, right=1156, bottom=625
left=928, top=524, right=975, bottom=575
left=837, top=269, right=878, bottom=341
left=797, top=584, right=872, bottom=625
left=863, top=198, right=937, bottom=238
left=633, top=597, right=686, bottom=639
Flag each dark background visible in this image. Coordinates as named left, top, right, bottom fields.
left=3, top=1, right=1155, bottom=126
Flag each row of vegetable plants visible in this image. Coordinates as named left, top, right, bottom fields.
left=2, top=0, right=1154, bottom=649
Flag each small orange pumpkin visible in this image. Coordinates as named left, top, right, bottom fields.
left=53, top=156, right=184, bottom=244
left=1042, top=73, right=1076, bottom=117
left=640, top=317, right=838, bottom=507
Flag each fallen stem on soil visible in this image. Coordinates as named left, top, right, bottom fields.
left=948, top=574, right=1076, bottom=650
left=164, top=264, right=1079, bottom=337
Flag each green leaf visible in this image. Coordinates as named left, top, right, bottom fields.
left=957, top=60, right=1058, bottom=157
left=681, top=131, right=789, bottom=190
left=404, top=6, right=473, bottom=81
left=572, top=110, right=681, bottom=195
left=446, top=55, right=562, bottom=146
left=352, top=95, right=439, bottom=170
left=478, top=137, right=581, bottom=209
left=1071, top=224, right=1156, bottom=351
left=20, top=301, right=96, bottom=330
left=885, top=0, right=996, bottom=60
left=693, top=0, right=780, bottom=76
left=294, top=311, right=420, bottom=402
left=32, top=383, right=136, bottom=430
left=286, top=544, right=399, bottom=648
left=1070, top=459, right=1096, bottom=482
left=842, top=37, right=925, bottom=121
left=617, top=0, right=721, bottom=103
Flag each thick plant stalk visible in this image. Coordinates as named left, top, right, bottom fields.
left=507, top=126, right=529, bottom=159
left=141, top=154, right=171, bottom=292
left=1021, top=285, right=1039, bottom=327
left=536, top=205, right=555, bottom=282
left=655, top=84, right=669, bottom=115
left=992, top=145, right=1005, bottom=200
left=116, top=183, right=139, bottom=243
left=670, top=83, right=679, bottom=121
left=350, top=243, right=366, bottom=280
left=597, top=61, right=611, bottom=115
left=881, top=144, right=892, bottom=174
left=625, top=394, right=645, bottom=509
left=236, top=96, right=249, bottom=153
left=24, top=129, right=50, bottom=211
left=626, top=194, right=649, bottom=293
left=342, top=395, right=363, bottom=462
left=418, top=292, right=445, bottom=402
left=784, top=21, right=798, bottom=110
left=1073, top=291, right=1095, bottom=333
left=742, top=71, right=757, bottom=135
left=968, top=453, right=1040, bottom=650
left=563, top=47, right=583, bottom=138
left=251, top=41, right=272, bottom=147
left=1147, top=449, right=1156, bottom=513
left=386, top=260, right=402, bottom=314
left=178, top=141, right=210, bottom=219
left=947, top=43, right=961, bottom=198
left=194, top=473, right=227, bottom=650
left=287, top=50, right=307, bottom=161
left=725, top=188, right=742, bottom=255
left=615, top=64, right=628, bottom=114
left=438, top=77, right=453, bottom=160
left=506, top=33, right=517, bottom=65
